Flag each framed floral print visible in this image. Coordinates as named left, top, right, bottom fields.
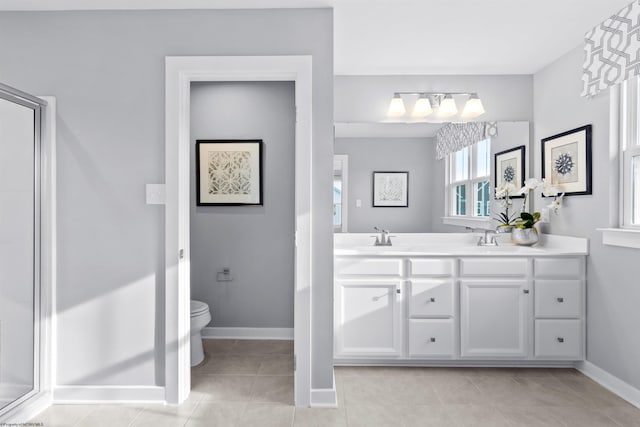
left=196, top=140, right=263, bottom=206
left=541, top=125, right=592, bottom=196
left=372, top=171, right=409, bottom=207
left=494, top=145, right=525, bottom=198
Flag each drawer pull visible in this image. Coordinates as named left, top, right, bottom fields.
left=429, top=297, right=436, bottom=302
left=396, top=289, right=401, bottom=294
left=557, top=297, right=564, bottom=303
left=557, top=337, right=565, bottom=343
left=429, top=337, right=436, bottom=343
left=523, top=289, right=530, bottom=294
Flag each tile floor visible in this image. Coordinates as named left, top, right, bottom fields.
left=30, top=339, right=640, bottom=426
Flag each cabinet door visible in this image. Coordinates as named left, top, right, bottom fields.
left=335, top=280, right=402, bottom=357
left=460, top=280, right=530, bottom=358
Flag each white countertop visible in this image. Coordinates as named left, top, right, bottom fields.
left=334, top=233, right=589, bottom=257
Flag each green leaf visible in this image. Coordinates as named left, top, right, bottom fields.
left=521, top=212, right=534, bottom=221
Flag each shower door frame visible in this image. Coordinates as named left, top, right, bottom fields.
left=0, top=84, right=55, bottom=423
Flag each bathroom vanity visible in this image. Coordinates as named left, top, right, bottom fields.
left=334, top=233, right=588, bottom=366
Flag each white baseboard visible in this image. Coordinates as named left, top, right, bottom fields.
left=53, top=385, right=165, bottom=403
left=310, top=371, right=337, bottom=408
left=576, top=361, right=640, bottom=409
left=0, top=391, right=52, bottom=424
left=202, top=327, right=293, bottom=340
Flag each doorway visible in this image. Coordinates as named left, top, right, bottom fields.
left=164, top=56, right=313, bottom=406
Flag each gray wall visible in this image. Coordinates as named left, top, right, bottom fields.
left=0, top=9, right=334, bottom=391
left=335, top=137, right=433, bottom=232
left=190, top=82, right=294, bottom=328
left=534, top=45, right=640, bottom=390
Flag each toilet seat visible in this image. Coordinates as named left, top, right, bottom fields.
left=190, top=300, right=209, bottom=317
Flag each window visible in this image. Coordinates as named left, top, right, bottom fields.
left=447, top=139, right=491, bottom=220
left=333, top=155, right=349, bottom=232
left=622, top=77, right=640, bottom=228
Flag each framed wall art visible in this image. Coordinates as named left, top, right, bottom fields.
left=541, top=125, right=592, bottom=196
left=494, top=145, right=526, bottom=197
left=372, top=171, right=409, bottom=207
left=196, top=139, right=263, bottom=206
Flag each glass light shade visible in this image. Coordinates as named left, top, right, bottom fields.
left=461, top=94, right=485, bottom=118
left=387, top=94, right=406, bottom=117
left=438, top=94, right=458, bottom=117
left=411, top=95, right=433, bottom=117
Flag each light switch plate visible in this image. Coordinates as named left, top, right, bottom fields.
left=356, top=199, right=362, bottom=208
left=146, top=184, right=166, bottom=205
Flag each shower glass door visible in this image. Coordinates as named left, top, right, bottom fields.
left=0, top=88, right=40, bottom=413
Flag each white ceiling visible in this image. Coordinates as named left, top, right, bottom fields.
left=0, top=0, right=630, bottom=75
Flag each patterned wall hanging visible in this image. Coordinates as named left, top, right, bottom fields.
left=435, top=122, right=498, bottom=160
left=583, top=0, right=640, bottom=97
left=541, top=125, right=592, bottom=196
left=196, top=140, right=263, bottom=205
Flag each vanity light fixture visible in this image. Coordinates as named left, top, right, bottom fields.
left=411, top=94, right=433, bottom=117
left=387, top=92, right=485, bottom=119
left=438, top=94, right=458, bottom=118
left=387, top=93, right=406, bottom=117
left=461, top=93, right=485, bottom=118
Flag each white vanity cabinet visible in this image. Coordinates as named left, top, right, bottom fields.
left=334, top=258, right=403, bottom=358
left=533, top=258, right=585, bottom=359
left=334, top=253, right=586, bottom=364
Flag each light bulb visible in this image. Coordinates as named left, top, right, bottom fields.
left=461, top=94, right=485, bottom=118
left=411, top=94, right=433, bottom=117
left=438, top=94, right=458, bottom=117
left=387, top=93, right=406, bottom=117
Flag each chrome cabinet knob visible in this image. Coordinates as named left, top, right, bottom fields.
left=557, top=297, right=564, bottom=303
left=429, top=297, right=436, bottom=302
left=523, top=289, right=530, bottom=294
left=557, top=337, right=565, bottom=343
left=430, top=337, right=436, bottom=343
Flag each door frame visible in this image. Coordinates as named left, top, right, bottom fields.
left=164, top=56, right=313, bottom=406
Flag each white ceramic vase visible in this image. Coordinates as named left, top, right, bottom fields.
left=511, top=227, right=539, bottom=246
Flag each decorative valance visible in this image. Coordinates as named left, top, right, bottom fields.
left=435, top=122, right=498, bottom=160
left=582, top=0, right=640, bottom=97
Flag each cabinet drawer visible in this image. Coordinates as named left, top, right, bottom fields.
left=535, top=319, right=583, bottom=359
left=408, top=258, right=454, bottom=277
left=335, top=258, right=402, bottom=277
left=534, top=258, right=582, bottom=278
left=460, top=258, right=528, bottom=276
left=535, top=280, right=582, bottom=318
left=409, top=280, right=454, bottom=317
left=408, top=319, right=455, bottom=357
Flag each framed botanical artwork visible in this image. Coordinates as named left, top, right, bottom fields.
left=372, top=171, right=409, bottom=207
left=494, top=145, right=526, bottom=197
left=541, top=125, right=592, bottom=196
left=196, top=139, right=263, bottom=206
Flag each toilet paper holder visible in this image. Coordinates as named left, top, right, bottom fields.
left=216, top=268, right=233, bottom=282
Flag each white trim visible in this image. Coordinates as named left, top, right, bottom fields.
left=165, top=56, right=313, bottom=407
left=53, top=386, right=165, bottom=403
left=0, top=0, right=334, bottom=11
left=0, top=392, right=52, bottom=424
left=310, top=388, right=337, bottom=408
left=441, top=216, right=491, bottom=229
left=598, top=227, right=640, bottom=249
left=576, top=361, right=640, bottom=409
left=334, top=360, right=576, bottom=367
left=202, top=327, right=294, bottom=340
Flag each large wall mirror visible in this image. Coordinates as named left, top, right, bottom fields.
left=333, top=121, right=530, bottom=233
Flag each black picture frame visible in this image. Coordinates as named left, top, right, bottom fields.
left=372, top=171, right=409, bottom=207
left=196, top=139, right=263, bottom=206
left=494, top=145, right=526, bottom=198
left=541, top=125, right=592, bottom=196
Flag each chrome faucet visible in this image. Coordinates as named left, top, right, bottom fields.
left=373, top=226, right=392, bottom=246
left=467, top=227, right=499, bottom=246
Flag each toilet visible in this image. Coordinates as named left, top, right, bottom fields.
left=190, top=300, right=211, bottom=366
